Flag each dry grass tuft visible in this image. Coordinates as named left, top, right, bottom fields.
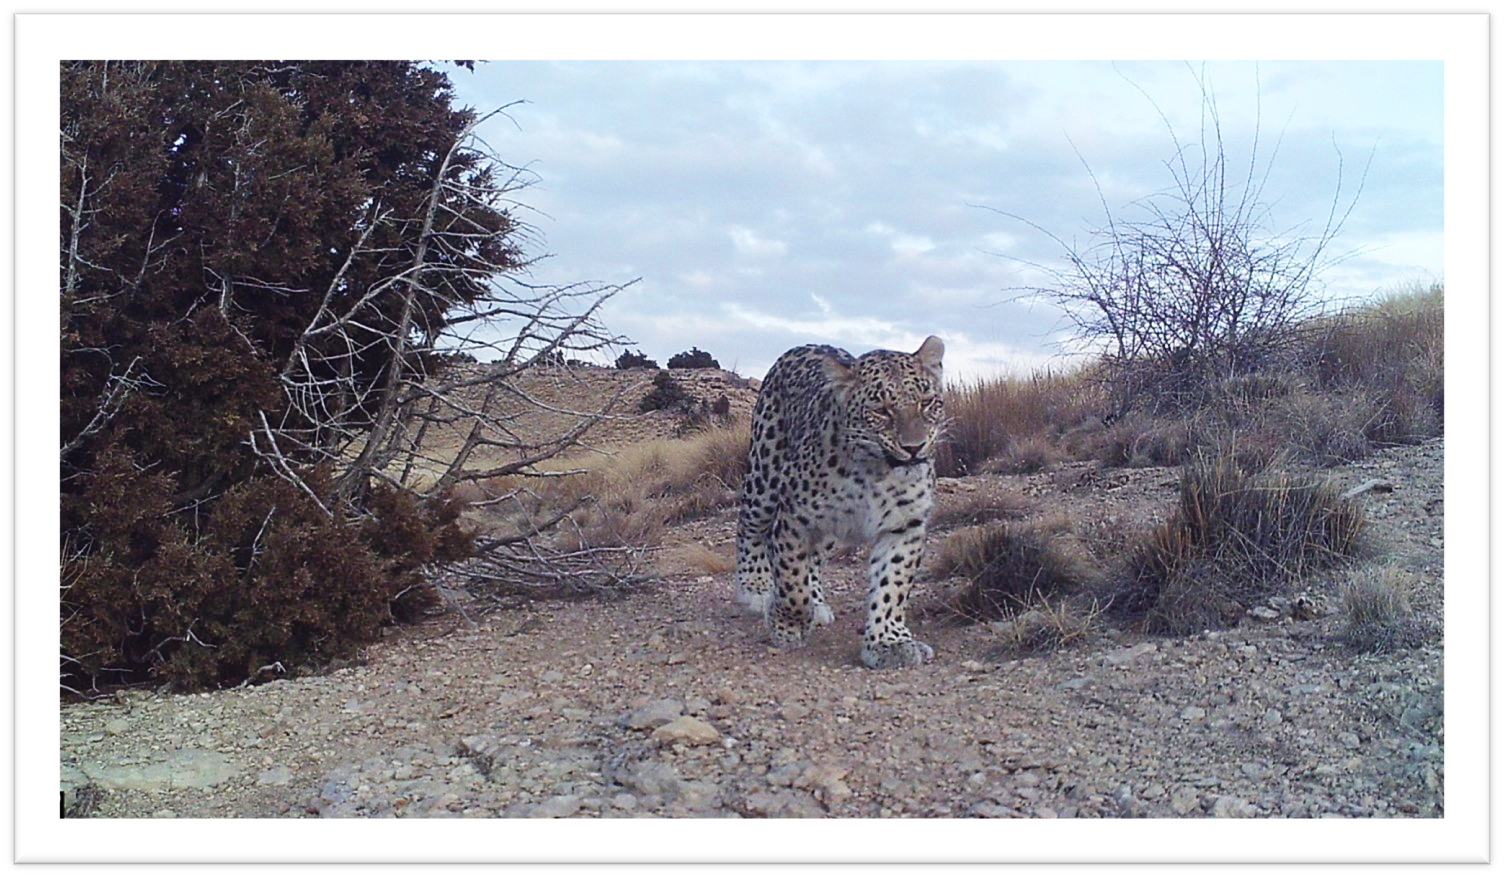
left=931, top=515, right=1101, bottom=621
left=469, top=422, right=750, bottom=553
left=1339, top=565, right=1430, bottom=653
left=937, top=368, right=1102, bottom=477
left=1109, top=451, right=1365, bottom=634
left=984, top=593, right=1105, bottom=657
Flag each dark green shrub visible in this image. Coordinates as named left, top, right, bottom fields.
left=615, top=349, right=658, bottom=370
left=667, top=347, right=720, bottom=370
left=639, top=370, right=694, bottom=413
left=61, top=469, right=471, bottom=692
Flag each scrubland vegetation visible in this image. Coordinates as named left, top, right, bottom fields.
left=923, top=281, right=1441, bottom=650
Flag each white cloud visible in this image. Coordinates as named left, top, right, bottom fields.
left=728, top=225, right=787, bottom=258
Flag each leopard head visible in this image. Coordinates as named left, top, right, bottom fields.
left=829, top=335, right=946, bottom=467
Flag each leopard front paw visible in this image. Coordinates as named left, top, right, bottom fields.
left=860, top=638, right=935, bottom=670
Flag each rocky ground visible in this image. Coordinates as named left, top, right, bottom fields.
left=60, top=439, right=1444, bottom=821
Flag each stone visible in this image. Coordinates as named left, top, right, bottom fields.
left=1105, top=643, right=1158, bottom=667
left=256, top=765, right=292, bottom=786
left=79, top=749, right=238, bottom=792
left=1170, top=787, right=1202, bottom=815
left=618, top=698, right=685, bottom=730
left=104, top=718, right=130, bottom=736
left=650, top=716, right=721, bottom=746
left=1179, top=706, right=1206, bottom=721
left=1211, top=796, right=1257, bottom=818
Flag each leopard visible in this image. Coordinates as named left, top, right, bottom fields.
left=733, top=335, right=946, bottom=669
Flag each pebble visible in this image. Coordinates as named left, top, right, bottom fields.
left=618, top=699, right=685, bottom=730
left=257, top=765, right=292, bottom=786
left=650, top=716, right=720, bottom=746
left=1105, top=643, right=1158, bottom=667
left=1211, top=796, right=1257, bottom=818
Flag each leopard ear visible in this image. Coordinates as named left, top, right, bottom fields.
left=915, top=335, right=944, bottom=382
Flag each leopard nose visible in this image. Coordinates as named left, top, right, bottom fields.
left=900, top=443, right=926, bottom=459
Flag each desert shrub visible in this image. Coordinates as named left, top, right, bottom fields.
left=932, top=516, right=1101, bottom=621
left=667, top=347, right=721, bottom=370
left=639, top=370, right=694, bottom=413
left=1339, top=565, right=1429, bottom=653
left=58, top=61, right=626, bottom=692
left=1109, top=452, right=1364, bottom=634
left=1296, top=282, right=1444, bottom=444
left=616, top=349, right=659, bottom=370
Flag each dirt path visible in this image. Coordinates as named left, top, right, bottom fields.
left=61, top=441, right=1444, bottom=819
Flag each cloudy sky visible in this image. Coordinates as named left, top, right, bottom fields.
left=450, top=60, right=1442, bottom=380
left=448, top=59, right=1443, bottom=380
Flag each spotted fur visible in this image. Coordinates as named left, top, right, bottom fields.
left=734, top=336, right=946, bottom=669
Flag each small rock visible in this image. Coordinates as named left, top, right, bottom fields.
left=1035, top=806, right=1059, bottom=818
left=104, top=718, right=130, bottom=736
left=256, top=765, right=292, bottom=786
left=779, top=704, right=811, bottom=722
left=1211, top=796, right=1257, bottom=818
left=1060, top=677, right=1092, bottom=691
left=527, top=794, right=582, bottom=818
left=1105, top=643, right=1158, bottom=667
left=969, top=801, right=1011, bottom=818
left=1170, top=787, right=1202, bottom=815
left=618, top=698, right=685, bottom=730
left=1179, top=706, right=1206, bottom=722
left=1339, top=732, right=1362, bottom=750
left=1240, top=762, right=1272, bottom=781
left=1248, top=606, right=1282, bottom=622
left=614, top=760, right=681, bottom=798
left=650, top=716, right=721, bottom=746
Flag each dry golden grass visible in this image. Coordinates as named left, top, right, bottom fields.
left=936, top=367, right=1102, bottom=477
left=467, top=422, right=751, bottom=552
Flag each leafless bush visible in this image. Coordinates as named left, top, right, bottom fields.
left=245, top=109, right=652, bottom=595
left=988, top=67, right=1370, bottom=421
